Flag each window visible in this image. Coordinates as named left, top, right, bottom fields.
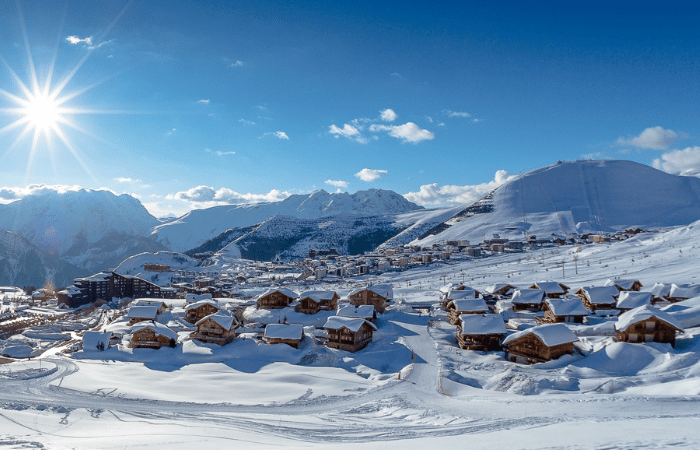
left=646, top=321, right=656, bottom=330
left=645, top=334, right=654, bottom=342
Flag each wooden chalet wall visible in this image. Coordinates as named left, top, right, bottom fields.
left=456, top=333, right=502, bottom=351
left=542, top=306, right=585, bottom=324
left=349, top=290, right=388, bottom=313
left=130, top=328, right=175, bottom=349
left=265, top=337, right=301, bottom=349
left=503, top=334, right=574, bottom=364
left=185, top=304, right=220, bottom=323
left=616, top=318, right=679, bottom=347
left=257, top=292, right=294, bottom=309
left=296, top=294, right=339, bottom=314
left=191, top=318, right=235, bottom=345
left=326, top=323, right=374, bottom=352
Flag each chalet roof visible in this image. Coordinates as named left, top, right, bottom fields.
left=458, top=314, right=507, bottom=335
left=298, top=290, right=337, bottom=303
left=544, top=298, right=588, bottom=316
left=348, top=284, right=393, bottom=300
left=196, top=310, right=238, bottom=331
left=130, top=321, right=178, bottom=341
left=649, top=283, right=672, bottom=298
left=616, top=291, right=652, bottom=310
left=324, top=316, right=377, bottom=332
left=484, top=283, right=516, bottom=295
left=185, top=293, right=213, bottom=303
left=184, top=299, right=220, bottom=311
left=444, top=289, right=476, bottom=301
left=263, top=323, right=304, bottom=340
left=530, top=281, right=568, bottom=295
left=615, top=305, right=684, bottom=333
left=447, top=298, right=489, bottom=313
left=511, top=289, right=546, bottom=304
left=668, top=284, right=700, bottom=299
left=604, top=279, right=642, bottom=291
left=337, top=304, right=375, bottom=319
left=127, top=305, right=159, bottom=320
left=503, top=323, right=578, bottom=347
left=82, top=331, right=112, bottom=350
left=132, top=299, right=167, bottom=308
left=581, top=286, right=620, bottom=304
left=256, top=287, right=298, bottom=301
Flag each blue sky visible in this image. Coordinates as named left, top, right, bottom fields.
left=1, top=0, right=699, bottom=216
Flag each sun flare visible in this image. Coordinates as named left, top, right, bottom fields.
left=22, top=90, right=62, bottom=136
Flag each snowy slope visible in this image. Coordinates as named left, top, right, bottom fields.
left=0, top=189, right=159, bottom=256
left=152, top=189, right=423, bottom=252
left=114, top=251, right=200, bottom=286
left=413, top=160, right=700, bottom=246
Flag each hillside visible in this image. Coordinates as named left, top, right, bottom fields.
left=413, top=160, right=700, bottom=246
left=152, top=189, right=423, bottom=252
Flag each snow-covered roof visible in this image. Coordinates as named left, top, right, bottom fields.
left=256, top=287, right=298, bottom=301
left=604, top=279, right=641, bottom=291
left=531, top=281, right=567, bottom=295
left=458, top=314, right=507, bottom=335
left=511, top=289, right=545, bottom=304
left=185, top=293, right=212, bottom=303
left=324, top=316, right=377, bottom=332
left=616, top=291, right=652, bottom=310
left=615, top=305, right=684, bottom=333
left=76, top=272, right=111, bottom=282
left=582, top=286, right=620, bottom=304
left=184, top=299, right=220, bottom=311
left=444, top=289, right=476, bottom=301
left=128, top=305, right=159, bottom=319
left=668, top=284, right=700, bottom=299
left=502, top=323, right=578, bottom=347
left=649, top=283, right=672, bottom=298
left=82, top=331, right=112, bottom=350
left=484, top=283, right=516, bottom=295
left=132, top=299, right=166, bottom=308
left=130, top=321, right=178, bottom=341
left=298, top=290, right=337, bottom=303
left=544, top=298, right=588, bottom=316
left=447, top=298, right=489, bottom=313
left=348, top=284, right=393, bottom=300
left=263, top=323, right=303, bottom=340
left=196, top=310, right=237, bottom=331
left=337, top=304, right=375, bottom=319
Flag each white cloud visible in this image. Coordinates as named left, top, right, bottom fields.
left=171, top=186, right=291, bottom=206
left=264, top=131, right=289, bottom=140
left=404, top=170, right=516, bottom=207
left=217, top=151, right=236, bottom=156
left=228, top=60, right=245, bottom=68
left=652, top=146, right=700, bottom=176
left=355, top=168, right=388, bottom=182
left=444, top=110, right=471, bottom=118
left=616, top=126, right=687, bottom=150
left=325, top=179, right=349, bottom=188
left=114, top=177, right=140, bottom=183
left=371, top=122, right=434, bottom=144
left=380, top=108, right=397, bottom=122
left=0, top=184, right=117, bottom=203
left=239, top=118, right=255, bottom=125
left=66, top=35, right=92, bottom=46
left=197, top=99, right=210, bottom=104
left=328, top=123, right=368, bottom=143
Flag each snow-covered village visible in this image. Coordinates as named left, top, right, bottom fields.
left=2, top=1, right=700, bottom=449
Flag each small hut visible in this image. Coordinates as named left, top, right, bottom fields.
left=184, top=299, right=221, bottom=324
left=337, top=304, right=377, bottom=322
left=666, top=284, right=700, bottom=303
left=129, top=322, right=178, bottom=349
left=529, top=281, right=570, bottom=298
left=191, top=310, right=238, bottom=345
left=540, top=298, right=588, bottom=324
left=256, top=288, right=298, bottom=310
left=441, top=288, right=477, bottom=308
left=323, top=316, right=377, bottom=352
left=131, top=299, right=168, bottom=314
left=348, top=285, right=393, bottom=313
left=483, top=283, right=517, bottom=299
left=649, top=283, right=672, bottom=303
left=616, top=291, right=652, bottom=312
left=576, top=286, right=620, bottom=311
left=615, top=305, right=684, bottom=347
left=456, top=314, right=507, bottom=351
left=604, top=279, right=643, bottom=292
left=510, top=289, right=546, bottom=312
left=263, top=323, right=304, bottom=348
left=296, top=290, right=339, bottom=314
left=502, top=323, right=578, bottom=364
left=446, top=298, right=489, bottom=325
left=127, top=305, right=159, bottom=325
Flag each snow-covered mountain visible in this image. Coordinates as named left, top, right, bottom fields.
left=413, top=160, right=700, bottom=246
left=152, top=189, right=423, bottom=252
left=0, top=189, right=159, bottom=256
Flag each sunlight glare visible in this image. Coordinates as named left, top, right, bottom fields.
left=24, top=90, right=61, bottom=134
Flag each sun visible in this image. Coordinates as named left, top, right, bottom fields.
left=21, top=89, right=63, bottom=138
